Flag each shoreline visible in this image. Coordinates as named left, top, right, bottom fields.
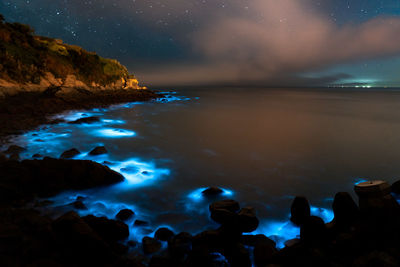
left=0, top=86, right=159, bottom=144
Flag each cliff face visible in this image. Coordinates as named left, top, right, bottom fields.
left=0, top=15, right=146, bottom=98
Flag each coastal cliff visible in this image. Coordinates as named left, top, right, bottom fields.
left=0, top=14, right=146, bottom=98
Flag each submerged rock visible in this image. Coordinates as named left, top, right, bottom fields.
left=116, top=209, right=135, bottom=221
left=290, top=196, right=311, bottom=226
left=60, top=148, right=81, bottom=159
left=68, top=116, right=100, bottom=124
left=202, top=187, right=224, bottom=197
left=89, top=146, right=108, bottom=156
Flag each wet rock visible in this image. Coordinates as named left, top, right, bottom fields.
left=168, top=232, right=192, bottom=258
left=134, top=220, right=149, bottom=227
left=116, top=209, right=135, bottom=221
left=223, top=242, right=252, bottom=267
left=72, top=200, right=87, bottom=210
left=89, top=146, right=108, bottom=156
left=210, top=207, right=237, bottom=225
left=210, top=200, right=240, bottom=213
left=353, top=251, right=399, bottom=267
left=237, top=207, right=259, bottom=233
left=300, top=216, right=327, bottom=244
left=3, top=145, right=26, bottom=155
left=241, top=234, right=276, bottom=248
left=202, top=187, right=224, bottom=197
left=290, top=196, right=310, bottom=226
left=8, top=153, right=20, bottom=161
left=32, top=153, right=43, bottom=158
left=155, top=227, right=175, bottom=241
left=0, top=153, right=7, bottom=162
left=68, top=116, right=100, bottom=124
left=60, top=148, right=81, bottom=159
left=332, top=192, right=359, bottom=226
left=253, top=236, right=278, bottom=267
left=392, top=180, right=400, bottom=195
left=142, top=237, right=161, bottom=254
left=82, top=215, right=129, bottom=242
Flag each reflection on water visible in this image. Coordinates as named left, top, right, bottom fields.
left=7, top=88, right=400, bottom=247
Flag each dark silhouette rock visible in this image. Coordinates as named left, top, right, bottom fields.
left=241, top=234, right=276, bottom=248
left=72, top=200, right=87, bottom=210
left=82, top=215, right=129, bottom=242
left=116, top=209, right=135, bottom=221
left=202, top=187, right=224, bottom=197
left=300, top=216, right=327, bottom=244
left=253, top=236, right=278, bottom=267
left=332, top=192, right=359, bottom=226
left=237, top=207, right=259, bottom=233
left=392, top=180, right=400, bottom=195
left=3, top=145, right=26, bottom=155
left=134, top=220, right=149, bottom=227
left=142, top=237, right=161, bottom=254
left=210, top=200, right=240, bottom=213
left=290, top=196, right=310, bottom=226
left=168, top=232, right=193, bottom=258
left=68, top=116, right=100, bottom=124
left=32, top=153, right=43, bottom=158
left=211, top=207, right=237, bottom=225
left=155, top=227, right=175, bottom=241
left=0, top=153, right=7, bottom=162
left=9, top=153, right=20, bottom=161
left=60, top=148, right=81, bottom=159
left=89, top=146, right=108, bottom=156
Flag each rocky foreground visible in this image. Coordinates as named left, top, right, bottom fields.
left=1, top=146, right=400, bottom=267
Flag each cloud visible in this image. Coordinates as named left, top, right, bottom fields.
left=140, top=0, right=400, bottom=86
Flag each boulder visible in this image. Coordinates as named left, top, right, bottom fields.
left=115, top=209, right=135, bottom=221
left=332, top=192, right=359, bottom=226
left=392, top=180, right=400, bottom=195
left=8, top=153, right=20, bottom=161
left=253, top=237, right=278, bottom=267
left=290, top=196, right=310, bottom=226
left=241, top=234, right=276, bottom=248
left=82, top=215, right=129, bottom=242
left=60, top=148, right=81, bottom=159
left=89, top=146, right=108, bottom=156
left=300, top=216, right=327, bottom=244
left=72, top=200, right=87, bottom=210
left=168, top=232, right=193, bottom=258
left=211, top=208, right=237, bottom=225
left=3, top=145, right=26, bottom=155
left=202, top=187, right=224, bottom=197
left=155, top=227, right=175, bottom=241
left=237, top=207, right=259, bottom=233
left=32, top=154, right=43, bottom=158
left=142, top=237, right=161, bottom=254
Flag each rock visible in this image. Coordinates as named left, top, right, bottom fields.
left=223, top=242, right=252, bottom=267
left=210, top=200, right=240, bottom=213
left=332, top=192, right=359, bottom=226
left=155, top=227, right=175, bottom=241
left=253, top=236, right=278, bottom=267
left=82, top=215, right=129, bottom=242
left=237, top=207, right=259, bottom=233
left=68, top=116, right=100, bottom=124
left=353, top=251, right=399, bottom=267
left=210, top=207, right=237, bottom=225
left=241, top=234, right=276, bottom=248
left=134, top=220, right=149, bottom=227
left=300, top=216, right=327, bottom=244
left=60, top=148, right=81, bottom=159
left=89, top=146, right=108, bottom=156
left=32, top=154, right=43, bottom=158
left=3, top=145, right=26, bottom=155
left=202, top=187, right=224, bottom=197
left=168, top=232, right=193, bottom=258
left=116, top=209, right=135, bottom=221
left=0, top=153, right=7, bottom=162
left=72, top=200, right=87, bottom=210
left=290, top=196, right=310, bottom=226
left=142, top=237, right=161, bottom=254
left=392, top=180, right=400, bottom=195
left=8, top=153, right=20, bottom=161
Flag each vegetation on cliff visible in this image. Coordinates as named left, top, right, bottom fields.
left=0, top=14, right=138, bottom=87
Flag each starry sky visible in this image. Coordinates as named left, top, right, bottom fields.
left=1, top=0, right=400, bottom=87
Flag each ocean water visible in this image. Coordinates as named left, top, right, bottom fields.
left=9, top=87, right=400, bottom=248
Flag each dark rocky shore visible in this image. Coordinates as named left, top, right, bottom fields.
left=0, top=87, right=158, bottom=142
left=1, top=147, right=400, bottom=267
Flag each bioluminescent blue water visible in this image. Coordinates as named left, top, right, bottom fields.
left=6, top=88, right=400, bottom=249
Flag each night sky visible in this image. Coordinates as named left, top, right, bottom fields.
left=1, top=0, right=400, bottom=87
